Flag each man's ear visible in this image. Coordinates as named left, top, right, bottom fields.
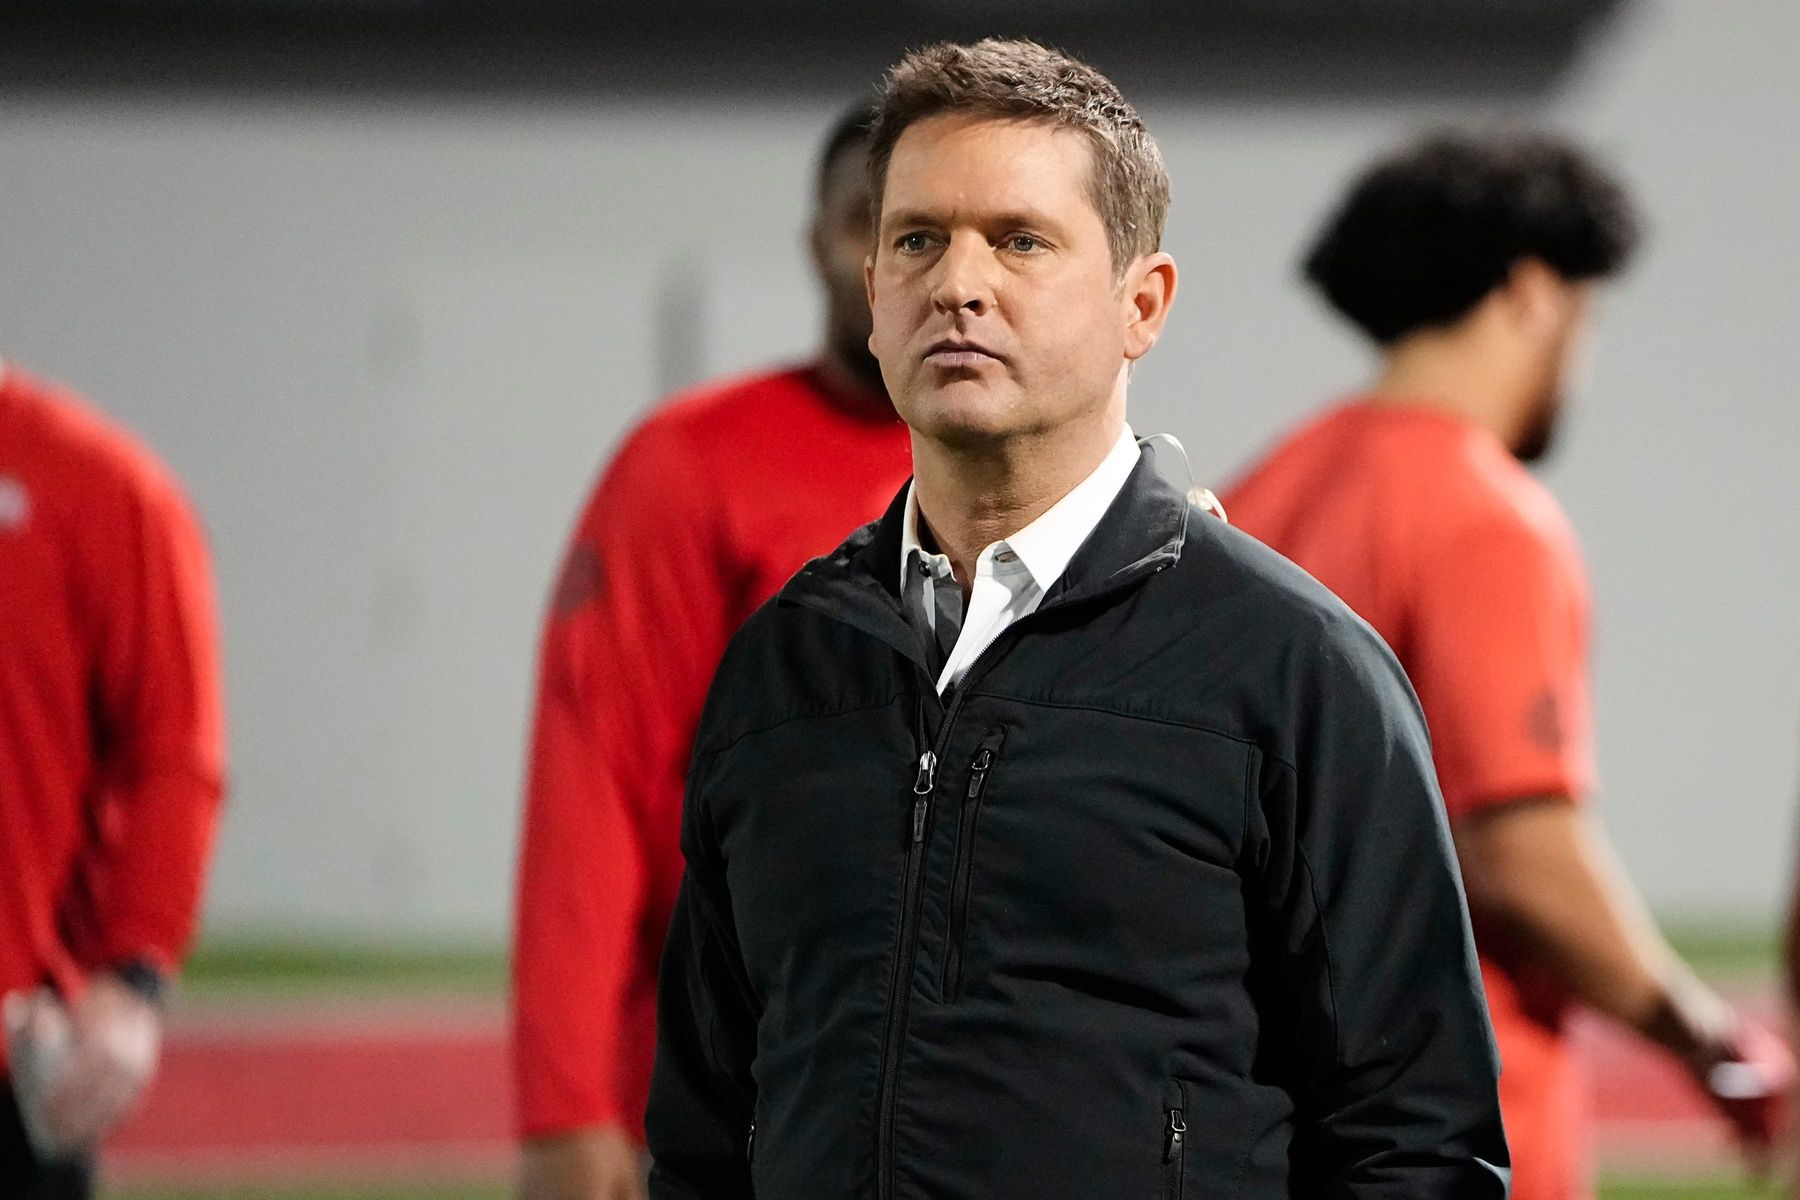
left=1504, top=258, right=1570, bottom=339
left=1122, top=252, right=1178, bottom=362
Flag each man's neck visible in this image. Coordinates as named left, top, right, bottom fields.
left=1372, top=335, right=1526, bottom=450
left=911, top=415, right=1124, bottom=594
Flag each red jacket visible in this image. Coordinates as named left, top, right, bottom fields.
left=511, top=364, right=912, bottom=1139
left=0, top=366, right=226, bottom=1068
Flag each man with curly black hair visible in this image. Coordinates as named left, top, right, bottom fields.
left=1297, top=131, right=1636, bottom=462
left=1227, top=130, right=1792, bottom=1200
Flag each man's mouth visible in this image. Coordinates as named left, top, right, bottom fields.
left=923, top=338, right=1002, bottom=368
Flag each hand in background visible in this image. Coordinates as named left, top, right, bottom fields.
left=1691, top=1013, right=1794, bottom=1174
left=520, top=1125, right=648, bottom=1200
left=1706, top=1021, right=1792, bottom=1165
left=3, top=974, right=163, bottom=1157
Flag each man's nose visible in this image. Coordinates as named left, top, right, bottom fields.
left=930, top=236, right=993, bottom=316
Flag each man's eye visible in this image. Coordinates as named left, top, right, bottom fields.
left=1006, top=235, right=1041, bottom=253
left=897, top=233, right=931, bottom=253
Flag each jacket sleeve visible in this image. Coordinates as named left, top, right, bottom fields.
left=74, top=460, right=226, bottom=975
left=1248, top=614, right=1510, bottom=1199
left=645, top=739, right=758, bottom=1199
left=511, top=415, right=740, bottom=1139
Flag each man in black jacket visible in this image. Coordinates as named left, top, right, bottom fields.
left=647, top=38, right=1509, bottom=1199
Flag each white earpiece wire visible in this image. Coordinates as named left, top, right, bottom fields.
left=1137, top=432, right=1228, bottom=524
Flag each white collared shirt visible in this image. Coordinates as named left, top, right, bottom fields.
left=901, top=425, right=1140, bottom=694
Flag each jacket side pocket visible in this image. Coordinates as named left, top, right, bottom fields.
left=1162, top=1079, right=1187, bottom=1200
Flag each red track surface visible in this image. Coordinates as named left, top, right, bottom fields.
left=104, top=992, right=1782, bottom=1185
left=108, top=999, right=514, bottom=1184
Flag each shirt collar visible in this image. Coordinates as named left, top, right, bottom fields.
left=899, top=476, right=936, bottom=576
left=898, top=424, right=1140, bottom=594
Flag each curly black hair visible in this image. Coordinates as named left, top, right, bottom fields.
left=1303, top=131, right=1640, bottom=345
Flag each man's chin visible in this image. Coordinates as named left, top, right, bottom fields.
left=1512, top=402, right=1562, bottom=464
left=1513, top=434, right=1555, bottom=465
left=897, top=393, right=1022, bottom=449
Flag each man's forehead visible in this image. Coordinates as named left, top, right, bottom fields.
left=881, top=115, right=1095, bottom=218
left=889, top=112, right=1090, bottom=171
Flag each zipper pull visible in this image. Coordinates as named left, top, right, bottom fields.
left=914, top=750, right=937, bottom=795
left=746, top=1121, right=756, bottom=1163
left=911, top=750, right=936, bottom=844
left=1163, top=1109, right=1186, bottom=1163
left=967, top=748, right=993, bottom=797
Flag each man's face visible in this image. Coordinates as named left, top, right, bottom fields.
left=866, top=114, right=1135, bottom=447
left=810, top=141, right=883, bottom=391
left=1514, top=280, right=1593, bottom=464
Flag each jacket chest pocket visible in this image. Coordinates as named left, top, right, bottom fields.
left=941, top=727, right=1006, bottom=1002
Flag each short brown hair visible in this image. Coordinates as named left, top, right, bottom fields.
left=868, top=38, right=1170, bottom=275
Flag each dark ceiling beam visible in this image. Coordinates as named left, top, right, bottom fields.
left=0, top=1, right=1629, bottom=101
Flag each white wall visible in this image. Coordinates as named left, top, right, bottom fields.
left=0, top=0, right=1793, bottom=941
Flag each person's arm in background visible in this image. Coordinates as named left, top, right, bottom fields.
left=1255, top=617, right=1510, bottom=1198
left=13, top=455, right=227, bottom=1151
left=513, top=415, right=738, bottom=1200
left=1455, top=800, right=1791, bottom=1156
left=1413, top=520, right=1790, bottom=1166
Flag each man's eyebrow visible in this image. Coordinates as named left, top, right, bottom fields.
left=986, top=209, right=1066, bottom=235
left=881, top=208, right=947, bottom=232
left=880, top=207, right=1068, bottom=235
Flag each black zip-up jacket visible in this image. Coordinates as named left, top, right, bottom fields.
left=647, top=448, right=1509, bottom=1199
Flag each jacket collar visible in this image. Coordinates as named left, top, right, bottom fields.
left=780, top=441, right=1189, bottom=668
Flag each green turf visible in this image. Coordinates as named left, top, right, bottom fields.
left=1663, top=921, right=1781, bottom=983
left=178, top=936, right=506, bottom=995
left=1599, top=1179, right=1768, bottom=1199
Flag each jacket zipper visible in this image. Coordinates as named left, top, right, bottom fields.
left=941, top=733, right=1002, bottom=1000
left=1163, top=1103, right=1187, bottom=1200
left=875, top=699, right=942, bottom=1200
left=874, top=583, right=1157, bottom=1200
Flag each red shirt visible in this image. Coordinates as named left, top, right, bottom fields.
left=511, top=364, right=913, bottom=1139
left=1224, top=399, right=1596, bottom=1200
left=0, top=366, right=226, bottom=1067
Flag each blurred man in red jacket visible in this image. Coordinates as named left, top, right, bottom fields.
left=1226, top=131, right=1790, bottom=1200
left=512, top=106, right=913, bottom=1200
left=0, top=363, right=226, bottom=1200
